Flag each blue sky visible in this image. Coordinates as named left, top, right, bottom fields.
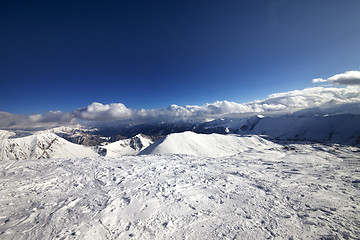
left=1, top=0, right=360, bottom=114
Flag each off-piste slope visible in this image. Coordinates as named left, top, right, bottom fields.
left=98, top=134, right=154, bottom=156
left=0, top=133, right=97, bottom=160
left=140, top=131, right=280, bottom=157
left=0, top=143, right=359, bottom=240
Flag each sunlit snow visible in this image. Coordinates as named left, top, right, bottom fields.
left=0, top=134, right=359, bottom=239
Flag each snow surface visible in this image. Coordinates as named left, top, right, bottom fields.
left=0, top=143, right=359, bottom=239
left=140, top=131, right=280, bottom=158
left=0, top=133, right=97, bottom=160
left=99, top=134, right=154, bottom=157
left=0, top=130, right=359, bottom=239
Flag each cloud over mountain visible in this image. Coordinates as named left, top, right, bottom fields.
left=0, top=86, right=359, bottom=129
left=72, top=86, right=360, bottom=122
left=313, top=70, right=360, bottom=86
left=0, top=111, right=75, bottom=129
left=29, top=111, right=74, bottom=123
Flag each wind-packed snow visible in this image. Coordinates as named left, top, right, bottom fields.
left=0, top=142, right=359, bottom=239
left=140, top=131, right=280, bottom=158
left=99, top=134, right=154, bottom=156
left=0, top=133, right=97, bottom=160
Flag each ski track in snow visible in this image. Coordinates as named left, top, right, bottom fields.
left=0, top=144, right=359, bottom=239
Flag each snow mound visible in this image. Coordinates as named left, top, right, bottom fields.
left=0, top=133, right=97, bottom=160
left=98, top=134, right=154, bottom=156
left=140, top=131, right=279, bottom=157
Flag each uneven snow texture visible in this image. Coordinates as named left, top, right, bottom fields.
left=0, top=144, right=359, bottom=239
left=99, top=134, right=153, bottom=157
left=0, top=133, right=97, bottom=160
left=140, top=131, right=279, bottom=158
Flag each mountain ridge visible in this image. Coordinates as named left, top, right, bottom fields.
left=1, top=106, right=359, bottom=160
left=0, top=132, right=97, bottom=160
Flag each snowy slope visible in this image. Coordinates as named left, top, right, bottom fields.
left=39, top=125, right=108, bottom=146
left=98, top=134, right=154, bottom=156
left=251, top=114, right=360, bottom=146
left=90, top=108, right=360, bottom=146
left=0, top=130, right=15, bottom=139
left=194, top=115, right=263, bottom=134
left=192, top=113, right=360, bottom=146
left=0, top=133, right=98, bottom=160
left=292, top=102, right=360, bottom=117
left=38, top=125, right=87, bottom=134
left=140, top=131, right=280, bottom=157
left=0, top=144, right=359, bottom=239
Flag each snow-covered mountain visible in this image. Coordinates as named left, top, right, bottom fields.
left=140, top=131, right=280, bottom=158
left=197, top=113, right=360, bottom=146
left=1, top=102, right=359, bottom=160
left=89, top=103, right=360, bottom=146
left=0, top=132, right=97, bottom=160
left=98, top=134, right=154, bottom=156
left=39, top=125, right=113, bottom=146
left=251, top=114, right=360, bottom=145
left=291, top=102, right=360, bottom=117
left=193, top=115, right=263, bottom=134
left=0, top=130, right=15, bottom=139
left=94, top=113, right=360, bottom=146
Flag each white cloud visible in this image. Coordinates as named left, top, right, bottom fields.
left=73, top=102, right=133, bottom=121
left=0, top=111, right=75, bottom=129
left=1, top=86, right=359, bottom=129
left=312, top=78, right=327, bottom=83
left=72, top=86, right=360, bottom=122
left=313, top=70, right=360, bottom=86
left=29, top=111, right=74, bottom=123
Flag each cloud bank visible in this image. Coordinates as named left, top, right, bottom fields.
left=0, top=111, right=76, bottom=129
left=71, top=86, right=360, bottom=123
left=313, top=71, right=360, bottom=86
left=0, top=84, right=359, bottom=129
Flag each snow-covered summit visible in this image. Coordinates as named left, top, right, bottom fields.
left=0, top=132, right=97, bottom=160
left=38, top=124, right=92, bottom=134
left=140, top=131, right=280, bottom=158
left=98, top=134, right=154, bottom=156
left=0, top=130, right=16, bottom=139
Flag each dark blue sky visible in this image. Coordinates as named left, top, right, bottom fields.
left=1, top=0, right=359, bottom=114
